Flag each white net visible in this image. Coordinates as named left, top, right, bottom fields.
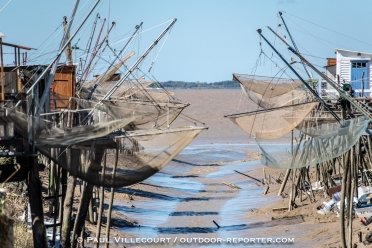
left=234, top=74, right=311, bottom=109
left=257, top=117, right=369, bottom=169
left=225, top=102, right=318, bottom=140
left=131, top=88, right=175, bottom=102
left=233, top=74, right=304, bottom=97
left=102, top=100, right=187, bottom=128
left=241, top=85, right=309, bottom=109
left=79, top=79, right=154, bottom=100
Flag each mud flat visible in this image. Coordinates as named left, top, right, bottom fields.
left=99, top=89, right=360, bottom=248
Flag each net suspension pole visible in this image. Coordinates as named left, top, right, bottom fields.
left=256, top=28, right=341, bottom=123
left=102, top=18, right=177, bottom=101
left=86, top=21, right=143, bottom=99
left=278, top=12, right=313, bottom=79
left=266, top=26, right=372, bottom=120
left=14, top=0, right=100, bottom=112
left=80, top=19, right=177, bottom=125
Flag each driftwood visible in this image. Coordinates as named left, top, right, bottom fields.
left=213, top=220, right=220, bottom=229
left=234, top=170, right=264, bottom=184
left=222, top=182, right=242, bottom=190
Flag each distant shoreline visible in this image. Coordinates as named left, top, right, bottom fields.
left=159, top=80, right=240, bottom=89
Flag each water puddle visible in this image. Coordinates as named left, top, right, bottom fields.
left=116, top=143, right=285, bottom=245
left=169, top=212, right=219, bottom=216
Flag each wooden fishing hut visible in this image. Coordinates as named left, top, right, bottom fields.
left=0, top=39, right=76, bottom=247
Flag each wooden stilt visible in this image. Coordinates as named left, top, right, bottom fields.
left=105, top=148, right=119, bottom=248
left=278, top=169, right=291, bottom=196
left=52, top=165, right=61, bottom=247
left=72, top=182, right=94, bottom=248
left=347, top=148, right=354, bottom=248
left=71, top=146, right=105, bottom=248
left=340, top=151, right=350, bottom=248
left=95, top=152, right=106, bottom=248
left=49, top=148, right=56, bottom=215
left=289, top=169, right=296, bottom=211
left=28, top=156, right=47, bottom=248
left=88, top=195, right=94, bottom=223
left=306, top=167, right=315, bottom=203
left=60, top=148, right=78, bottom=248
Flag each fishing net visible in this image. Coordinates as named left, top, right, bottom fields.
left=296, top=107, right=343, bottom=137
left=0, top=97, right=205, bottom=187
left=233, top=74, right=304, bottom=97
left=90, top=51, right=135, bottom=85
left=225, top=102, right=318, bottom=140
left=257, top=116, right=369, bottom=169
left=234, top=74, right=311, bottom=109
left=79, top=79, right=154, bottom=100
left=240, top=85, right=309, bottom=109
left=39, top=126, right=205, bottom=187
left=72, top=98, right=186, bottom=128
left=0, top=104, right=137, bottom=147
left=102, top=100, right=188, bottom=128
left=131, top=88, right=175, bottom=102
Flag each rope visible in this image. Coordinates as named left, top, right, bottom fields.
left=0, top=0, right=13, bottom=13
left=283, top=11, right=372, bottom=48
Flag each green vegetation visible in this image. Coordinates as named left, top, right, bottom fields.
left=159, top=80, right=240, bottom=89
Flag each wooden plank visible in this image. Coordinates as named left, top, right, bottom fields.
left=2, top=42, right=35, bottom=50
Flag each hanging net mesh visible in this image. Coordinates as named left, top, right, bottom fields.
left=79, top=79, right=154, bottom=100
left=72, top=98, right=187, bottom=128
left=233, top=74, right=304, bottom=97
left=39, top=126, right=205, bottom=187
left=240, top=85, right=309, bottom=109
left=101, top=100, right=187, bottom=129
left=225, top=102, right=318, bottom=140
left=233, top=74, right=311, bottom=109
left=296, top=107, right=343, bottom=137
left=257, top=116, right=369, bottom=169
left=0, top=97, right=204, bottom=187
left=131, top=88, right=176, bottom=102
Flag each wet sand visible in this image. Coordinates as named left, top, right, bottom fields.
left=91, top=89, right=358, bottom=248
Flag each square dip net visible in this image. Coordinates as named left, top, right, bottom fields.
left=225, top=102, right=318, bottom=140
left=233, top=74, right=310, bottom=109
left=0, top=97, right=205, bottom=187
left=227, top=74, right=370, bottom=169
left=257, top=116, right=369, bottom=169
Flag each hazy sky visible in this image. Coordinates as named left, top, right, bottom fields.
left=1, top=0, right=372, bottom=82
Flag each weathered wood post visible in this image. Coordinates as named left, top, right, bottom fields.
left=340, top=151, right=350, bottom=248
left=105, top=148, right=119, bottom=248
left=95, top=152, right=106, bottom=248
left=28, top=156, right=47, bottom=248
left=0, top=188, right=14, bottom=248
left=60, top=148, right=79, bottom=247
left=71, top=146, right=105, bottom=248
